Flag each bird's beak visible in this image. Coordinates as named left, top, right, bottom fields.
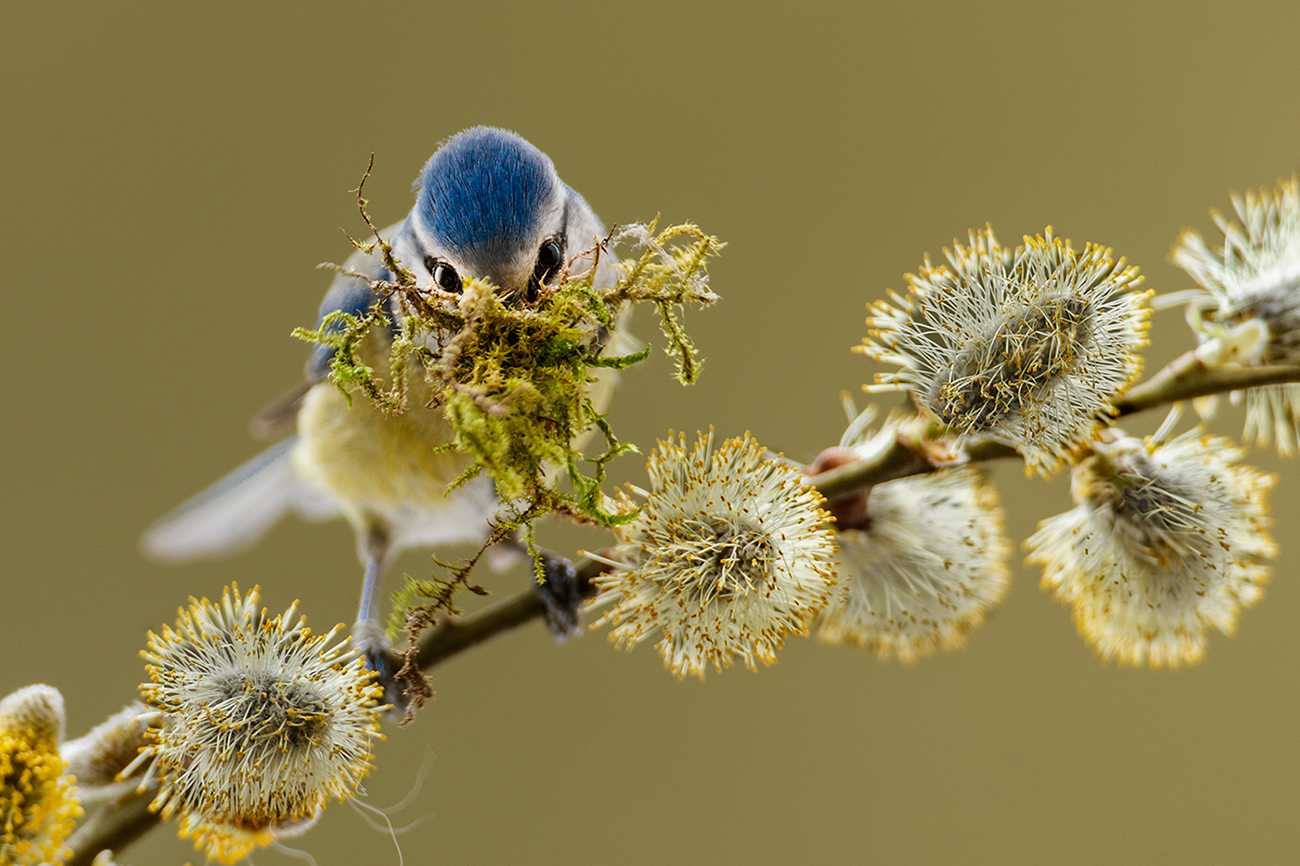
left=483, top=269, right=540, bottom=309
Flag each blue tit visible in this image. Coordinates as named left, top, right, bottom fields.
left=143, top=126, right=631, bottom=675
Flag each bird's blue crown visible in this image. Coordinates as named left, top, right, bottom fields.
left=415, top=127, right=556, bottom=259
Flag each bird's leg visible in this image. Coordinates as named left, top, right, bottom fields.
left=504, top=536, right=583, bottom=640
left=352, top=525, right=405, bottom=710
left=353, top=553, right=389, bottom=653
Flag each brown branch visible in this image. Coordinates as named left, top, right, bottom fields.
left=813, top=354, right=1300, bottom=499
left=66, top=787, right=159, bottom=866
left=404, top=556, right=605, bottom=672
left=1115, top=351, right=1300, bottom=414
left=65, top=354, right=1300, bottom=865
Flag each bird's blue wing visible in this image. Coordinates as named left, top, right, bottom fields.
left=251, top=231, right=404, bottom=438
left=305, top=258, right=399, bottom=382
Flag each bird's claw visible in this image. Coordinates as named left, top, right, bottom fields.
left=535, top=552, right=582, bottom=640
left=351, top=620, right=412, bottom=719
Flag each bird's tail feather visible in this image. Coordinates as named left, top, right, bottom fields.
left=141, top=436, right=339, bottom=562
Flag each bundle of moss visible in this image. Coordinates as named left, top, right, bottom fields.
left=295, top=220, right=722, bottom=529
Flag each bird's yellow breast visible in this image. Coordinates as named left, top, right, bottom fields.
left=291, top=321, right=635, bottom=520
left=292, top=333, right=471, bottom=516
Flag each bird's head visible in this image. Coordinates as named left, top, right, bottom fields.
left=393, top=127, right=609, bottom=305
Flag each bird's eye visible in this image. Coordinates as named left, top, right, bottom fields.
left=425, top=257, right=462, bottom=293
left=534, top=239, right=564, bottom=285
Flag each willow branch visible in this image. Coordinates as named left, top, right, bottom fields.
left=1115, top=351, right=1300, bottom=414
left=66, top=788, right=159, bottom=866
left=813, top=354, right=1300, bottom=500
left=404, top=556, right=605, bottom=671
left=64, top=354, right=1300, bottom=866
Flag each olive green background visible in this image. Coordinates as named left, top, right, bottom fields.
left=5, top=2, right=1299, bottom=864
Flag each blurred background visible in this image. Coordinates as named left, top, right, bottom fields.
left=4, top=2, right=1299, bottom=863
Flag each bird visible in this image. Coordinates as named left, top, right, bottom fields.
left=143, top=126, right=629, bottom=685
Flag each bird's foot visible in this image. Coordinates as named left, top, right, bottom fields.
left=351, top=620, right=423, bottom=720
left=534, top=551, right=583, bottom=640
